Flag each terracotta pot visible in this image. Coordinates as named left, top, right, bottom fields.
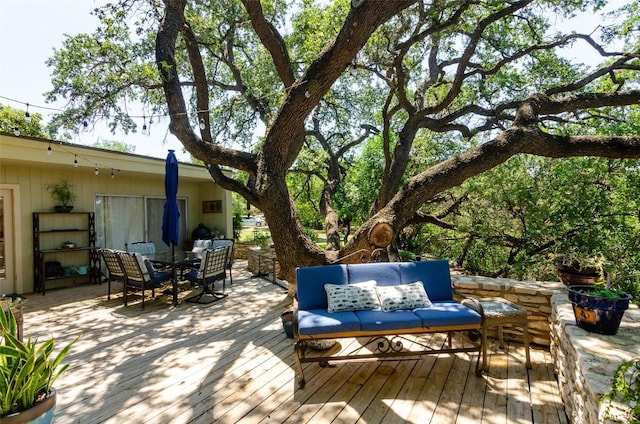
left=558, top=270, right=600, bottom=286
left=1, top=388, right=56, bottom=424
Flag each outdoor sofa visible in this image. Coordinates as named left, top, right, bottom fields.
left=293, top=259, right=483, bottom=388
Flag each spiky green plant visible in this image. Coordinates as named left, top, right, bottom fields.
left=0, top=307, right=76, bottom=417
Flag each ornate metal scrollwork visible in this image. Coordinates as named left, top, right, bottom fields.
left=373, top=336, right=404, bottom=353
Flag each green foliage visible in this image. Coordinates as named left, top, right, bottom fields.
left=92, top=138, right=136, bottom=153
left=0, top=308, right=76, bottom=417
left=0, top=104, right=50, bottom=138
left=601, top=357, right=640, bottom=423
left=45, top=179, right=77, bottom=207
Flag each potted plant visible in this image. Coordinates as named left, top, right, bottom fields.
left=600, top=356, right=640, bottom=423
left=567, top=284, right=633, bottom=335
left=552, top=253, right=608, bottom=286
left=45, top=179, right=77, bottom=213
left=0, top=308, right=76, bottom=423
left=253, top=233, right=271, bottom=249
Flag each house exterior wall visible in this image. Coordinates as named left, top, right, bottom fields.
left=0, top=133, right=232, bottom=294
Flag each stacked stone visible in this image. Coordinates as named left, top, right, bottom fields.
left=551, top=292, right=640, bottom=424
left=452, top=274, right=565, bottom=347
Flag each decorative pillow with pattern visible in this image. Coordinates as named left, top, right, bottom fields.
left=325, top=280, right=380, bottom=313
left=375, top=281, right=433, bottom=312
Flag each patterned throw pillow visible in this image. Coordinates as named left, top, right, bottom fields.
left=325, top=280, right=380, bottom=313
left=375, top=281, right=433, bottom=312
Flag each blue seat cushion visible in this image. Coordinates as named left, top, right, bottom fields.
left=355, top=309, right=422, bottom=332
left=413, top=301, right=482, bottom=327
left=297, top=309, right=360, bottom=336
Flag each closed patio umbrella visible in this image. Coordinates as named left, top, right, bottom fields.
left=162, top=150, right=180, bottom=259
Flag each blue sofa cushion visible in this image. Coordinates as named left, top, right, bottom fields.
left=399, top=260, right=453, bottom=301
left=347, top=262, right=401, bottom=286
left=296, top=264, right=348, bottom=310
left=355, top=309, right=422, bottom=332
left=297, top=309, right=361, bottom=336
left=413, top=301, right=482, bottom=327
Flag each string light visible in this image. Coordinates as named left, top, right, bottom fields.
left=74, top=155, right=78, bottom=167
left=25, top=103, right=31, bottom=123
left=111, top=169, right=115, bottom=179
left=82, top=120, right=88, bottom=131
left=47, top=142, right=52, bottom=155
left=199, top=118, right=206, bottom=130
left=13, top=127, right=20, bottom=136
left=142, top=115, right=148, bottom=135
left=94, top=165, right=99, bottom=175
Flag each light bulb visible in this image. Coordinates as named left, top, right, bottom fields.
left=74, top=155, right=78, bottom=167
left=47, top=143, right=52, bottom=155
left=13, top=127, right=20, bottom=136
left=199, top=118, right=206, bottom=130
left=94, top=166, right=99, bottom=175
left=141, top=116, right=147, bottom=135
left=25, top=103, right=31, bottom=123
left=305, top=90, right=310, bottom=98
left=83, top=120, right=88, bottom=131
left=111, top=169, right=115, bottom=179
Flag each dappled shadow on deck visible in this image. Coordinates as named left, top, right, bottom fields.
left=18, top=262, right=566, bottom=423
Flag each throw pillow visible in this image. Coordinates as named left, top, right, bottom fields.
left=325, top=280, right=380, bottom=313
left=376, top=281, right=433, bottom=312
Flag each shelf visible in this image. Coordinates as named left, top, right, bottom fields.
left=39, top=247, right=97, bottom=253
left=38, top=229, right=85, bottom=233
left=33, top=212, right=99, bottom=294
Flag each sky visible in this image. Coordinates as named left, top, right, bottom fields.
left=0, top=0, right=629, bottom=162
left=0, top=0, right=187, bottom=160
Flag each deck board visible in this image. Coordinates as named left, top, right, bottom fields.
left=15, top=262, right=567, bottom=423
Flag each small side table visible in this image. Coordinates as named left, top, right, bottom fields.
left=465, top=297, right=531, bottom=371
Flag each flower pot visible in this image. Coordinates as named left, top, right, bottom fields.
left=54, top=205, right=73, bottom=213
left=0, top=388, right=56, bottom=424
left=558, top=270, right=600, bottom=286
left=281, top=311, right=294, bottom=339
left=567, top=285, right=633, bottom=335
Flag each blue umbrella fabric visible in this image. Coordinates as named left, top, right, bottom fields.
left=162, top=150, right=180, bottom=251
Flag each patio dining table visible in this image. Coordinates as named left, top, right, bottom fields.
left=147, top=250, right=198, bottom=306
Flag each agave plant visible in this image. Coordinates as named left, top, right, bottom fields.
left=0, top=307, right=76, bottom=417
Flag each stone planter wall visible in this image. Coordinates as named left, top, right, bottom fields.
left=452, top=274, right=564, bottom=347
left=550, top=292, right=640, bottom=424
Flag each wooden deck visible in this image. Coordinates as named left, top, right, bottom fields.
left=17, top=263, right=568, bottom=424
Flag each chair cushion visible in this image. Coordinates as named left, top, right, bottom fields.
left=297, top=309, right=361, bottom=336
left=413, top=301, right=482, bottom=327
left=325, top=280, right=379, bottom=313
left=355, top=309, right=422, bottom=332
left=375, top=281, right=433, bottom=312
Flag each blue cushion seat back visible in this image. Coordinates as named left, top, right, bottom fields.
left=297, top=309, right=360, bottom=336
left=296, top=265, right=348, bottom=310
left=413, top=301, right=482, bottom=327
left=347, top=262, right=401, bottom=286
left=399, top=260, right=453, bottom=301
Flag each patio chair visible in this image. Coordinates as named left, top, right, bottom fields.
left=99, top=249, right=125, bottom=300
left=116, top=250, right=173, bottom=309
left=183, top=246, right=230, bottom=304
left=211, top=238, right=235, bottom=285
left=126, top=241, right=173, bottom=272
left=191, top=239, right=213, bottom=259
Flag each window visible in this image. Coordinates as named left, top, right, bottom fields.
left=95, top=195, right=187, bottom=251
